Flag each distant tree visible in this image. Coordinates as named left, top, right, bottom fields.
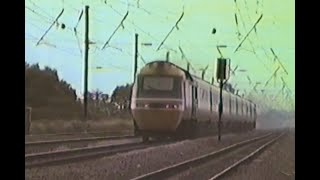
left=93, top=89, right=103, bottom=101
left=25, top=62, right=133, bottom=120
left=90, top=89, right=104, bottom=109
left=25, top=62, right=83, bottom=120
left=30, top=63, right=40, bottom=70
left=223, top=83, right=235, bottom=94
left=44, top=66, right=59, bottom=81
left=101, top=94, right=109, bottom=102
left=111, top=83, right=132, bottom=109
left=87, top=92, right=95, bottom=100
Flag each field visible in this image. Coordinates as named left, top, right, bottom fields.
left=29, top=118, right=134, bottom=134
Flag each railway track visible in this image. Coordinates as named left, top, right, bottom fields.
left=25, top=131, right=133, bottom=142
left=25, top=139, right=174, bottom=169
left=25, top=129, right=240, bottom=154
left=25, top=135, right=136, bottom=146
left=130, top=130, right=287, bottom=180
left=207, top=132, right=285, bottom=180
left=25, top=130, right=132, bottom=137
left=25, top=135, right=139, bottom=154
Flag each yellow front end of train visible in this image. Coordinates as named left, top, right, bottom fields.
left=130, top=61, right=186, bottom=136
left=132, top=100, right=183, bottom=131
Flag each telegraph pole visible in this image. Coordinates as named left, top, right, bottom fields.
left=83, top=5, right=89, bottom=121
left=129, top=33, right=138, bottom=112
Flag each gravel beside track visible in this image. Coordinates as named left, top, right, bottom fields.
left=26, top=130, right=271, bottom=180
left=161, top=132, right=283, bottom=180
left=25, top=141, right=154, bottom=169
left=219, top=129, right=295, bottom=180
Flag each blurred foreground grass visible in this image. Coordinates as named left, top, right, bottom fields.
left=29, top=118, right=134, bottom=135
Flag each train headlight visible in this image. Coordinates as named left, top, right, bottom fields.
left=165, top=104, right=179, bottom=109
left=136, top=103, right=149, bottom=108
left=136, top=103, right=180, bottom=109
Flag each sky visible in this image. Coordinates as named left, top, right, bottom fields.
left=25, top=0, right=295, bottom=111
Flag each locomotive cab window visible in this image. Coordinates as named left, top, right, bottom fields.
left=137, top=75, right=182, bottom=98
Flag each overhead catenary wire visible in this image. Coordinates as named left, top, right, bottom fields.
left=101, top=11, right=129, bottom=50
left=25, top=0, right=294, bottom=110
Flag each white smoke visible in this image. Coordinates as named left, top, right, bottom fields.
left=256, top=109, right=295, bottom=130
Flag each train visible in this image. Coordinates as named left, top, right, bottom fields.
left=130, top=60, right=257, bottom=142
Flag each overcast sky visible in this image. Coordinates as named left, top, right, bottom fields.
left=25, top=0, right=294, bottom=110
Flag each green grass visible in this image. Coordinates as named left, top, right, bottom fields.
left=30, top=119, right=134, bottom=134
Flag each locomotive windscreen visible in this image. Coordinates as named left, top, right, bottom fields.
left=137, top=75, right=182, bottom=98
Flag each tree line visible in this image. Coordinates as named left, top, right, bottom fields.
left=25, top=62, right=132, bottom=120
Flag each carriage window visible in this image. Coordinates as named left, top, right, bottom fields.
left=243, top=102, right=247, bottom=116
left=245, top=104, right=247, bottom=116
left=201, top=89, right=205, bottom=100
left=195, top=86, right=198, bottom=99
left=206, top=91, right=208, bottom=100
left=246, top=104, right=249, bottom=116
left=241, top=101, right=243, bottom=115
left=246, top=104, right=248, bottom=116
left=206, top=90, right=209, bottom=100
left=236, top=98, right=238, bottom=115
left=205, top=90, right=207, bottom=100
left=229, top=96, right=232, bottom=114
left=210, top=91, right=213, bottom=111
left=214, top=92, right=219, bottom=105
left=251, top=105, right=254, bottom=118
left=204, top=90, right=209, bottom=101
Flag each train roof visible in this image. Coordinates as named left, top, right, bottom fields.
left=144, top=60, right=194, bottom=80
left=143, top=60, right=256, bottom=105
